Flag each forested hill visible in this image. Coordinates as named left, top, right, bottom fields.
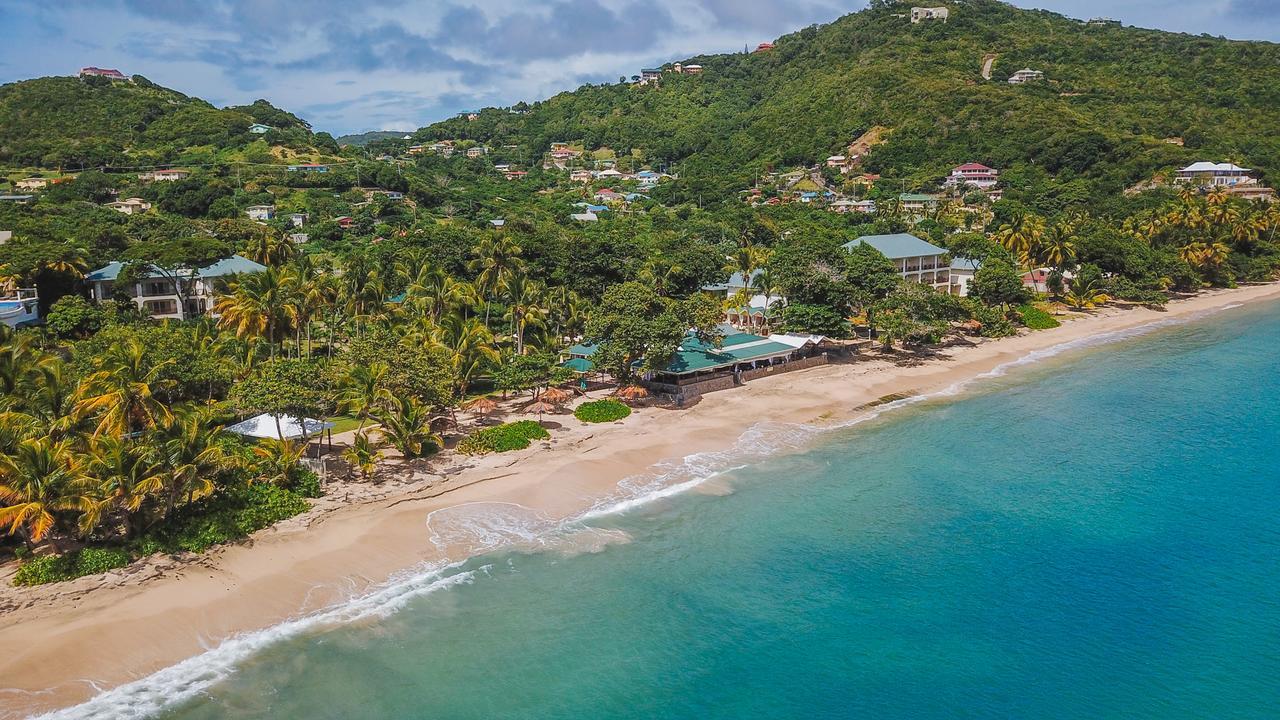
left=411, top=0, right=1280, bottom=205
left=337, top=130, right=411, bottom=147
left=0, top=75, right=339, bottom=170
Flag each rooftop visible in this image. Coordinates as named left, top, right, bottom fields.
left=86, top=254, right=267, bottom=282
left=842, top=233, right=948, bottom=259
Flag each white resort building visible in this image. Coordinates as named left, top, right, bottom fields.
left=85, top=255, right=267, bottom=320
left=1175, top=162, right=1254, bottom=187
left=843, top=233, right=951, bottom=291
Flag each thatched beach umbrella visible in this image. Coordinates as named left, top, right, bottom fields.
left=540, top=387, right=572, bottom=405
left=527, top=399, right=557, bottom=424
left=464, top=397, right=499, bottom=415
left=615, top=385, right=649, bottom=403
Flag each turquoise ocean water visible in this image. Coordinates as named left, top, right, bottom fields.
left=49, top=301, right=1280, bottom=719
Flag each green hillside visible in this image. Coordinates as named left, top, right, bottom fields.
left=337, top=130, right=412, bottom=147
left=0, top=75, right=335, bottom=169
left=412, top=0, right=1280, bottom=206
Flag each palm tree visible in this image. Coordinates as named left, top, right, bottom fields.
left=376, top=397, right=440, bottom=459
left=342, top=432, right=378, bottom=480
left=437, top=313, right=500, bottom=395
left=86, top=435, right=163, bottom=538
left=154, top=408, right=238, bottom=518
left=639, top=254, right=685, bottom=297
left=1063, top=275, right=1109, bottom=310
left=468, top=236, right=525, bottom=328
left=0, top=437, right=98, bottom=545
left=994, top=212, right=1047, bottom=267
left=501, top=272, right=547, bottom=355
left=337, top=362, right=395, bottom=434
left=215, top=266, right=291, bottom=357
left=244, top=232, right=298, bottom=266
left=252, top=438, right=307, bottom=486
left=74, top=338, right=175, bottom=437
left=1041, top=222, right=1077, bottom=271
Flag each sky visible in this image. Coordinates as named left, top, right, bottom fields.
left=0, top=1, right=1277, bottom=137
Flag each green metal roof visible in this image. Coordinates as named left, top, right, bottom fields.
left=842, top=233, right=947, bottom=260
left=560, top=357, right=594, bottom=373
left=86, top=254, right=267, bottom=282
left=661, top=332, right=797, bottom=375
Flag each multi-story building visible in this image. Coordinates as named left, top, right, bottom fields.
left=843, top=233, right=951, bottom=291
left=85, top=255, right=267, bottom=320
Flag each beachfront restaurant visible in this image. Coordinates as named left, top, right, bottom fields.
left=646, top=328, right=801, bottom=395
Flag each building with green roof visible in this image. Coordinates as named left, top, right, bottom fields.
left=842, top=233, right=951, bottom=292
left=86, top=254, right=267, bottom=320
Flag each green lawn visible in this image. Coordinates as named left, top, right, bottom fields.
left=326, top=415, right=367, bottom=434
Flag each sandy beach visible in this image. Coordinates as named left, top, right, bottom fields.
left=3, top=283, right=1279, bottom=719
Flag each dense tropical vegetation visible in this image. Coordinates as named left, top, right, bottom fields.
left=3, top=0, right=1280, bottom=584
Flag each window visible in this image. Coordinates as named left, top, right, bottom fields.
left=143, top=280, right=173, bottom=296
left=143, top=299, right=178, bottom=316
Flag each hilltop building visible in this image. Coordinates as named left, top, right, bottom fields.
left=248, top=123, right=272, bottom=134
left=944, top=163, right=1000, bottom=190
left=911, top=7, right=950, bottom=23
left=79, top=67, right=128, bottom=80
left=245, top=205, right=275, bottom=221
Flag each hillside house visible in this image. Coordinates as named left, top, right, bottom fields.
left=0, top=195, right=35, bottom=204
left=831, top=199, right=875, bottom=214
left=570, top=212, right=599, bottom=222
left=899, top=193, right=940, bottom=214
left=911, top=7, right=949, bottom=23
left=754, top=43, right=775, bottom=52
left=248, top=123, right=272, bottom=134
left=843, top=233, right=950, bottom=291
left=86, top=255, right=267, bottom=320
left=15, top=178, right=49, bottom=191
left=106, top=197, right=151, bottom=215
left=0, top=231, right=11, bottom=245
left=246, top=205, right=275, bottom=221
left=594, top=189, right=625, bottom=203
left=1176, top=162, right=1254, bottom=187
left=288, top=163, right=329, bottom=173
left=1008, top=68, right=1045, bottom=84
left=288, top=213, right=308, bottom=227
left=288, top=233, right=309, bottom=244
left=335, top=216, right=354, bottom=229
left=142, top=169, right=191, bottom=182
left=466, top=146, right=488, bottom=158
left=570, top=170, right=594, bottom=183
left=504, top=170, right=528, bottom=180
left=944, top=163, right=1000, bottom=189
left=79, top=67, right=128, bottom=80
left=407, top=145, right=426, bottom=155
left=850, top=173, right=881, bottom=188
left=1227, top=184, right=1275, bottom=202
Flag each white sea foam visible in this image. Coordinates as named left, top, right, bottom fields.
left=37, top=299, right=1247, bottom=720
left=28, top=564, right=475, bottom=720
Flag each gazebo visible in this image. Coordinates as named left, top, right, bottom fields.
left=226, top=413, right=335, bottom=455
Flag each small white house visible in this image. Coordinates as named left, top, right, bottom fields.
left=248, top=123, right=272, bottom=134
left=15, top=178, right=49, bottom=191
left=1008, top=68, right=1045, bottom=84
left=106, top=197, right=152, bottom=215
left=949, top=258, right=980, bottom=297
left=288, top=212, right=308, bottom=228
left=246, top=205, right=276, bottom=221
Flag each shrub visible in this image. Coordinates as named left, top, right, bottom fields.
left=1017, top=303, right=1061, bottom=330
left=965, top=300, right=1016, bottom=338
left=133, top=484, right=311, bottom=555
left=457, top=420, right=550, bottom=455
left=291, top=468, right=323, bottom=498
left=574, top=399, right=632, bottom=423
left=13, top=547, right=130, bottom=586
